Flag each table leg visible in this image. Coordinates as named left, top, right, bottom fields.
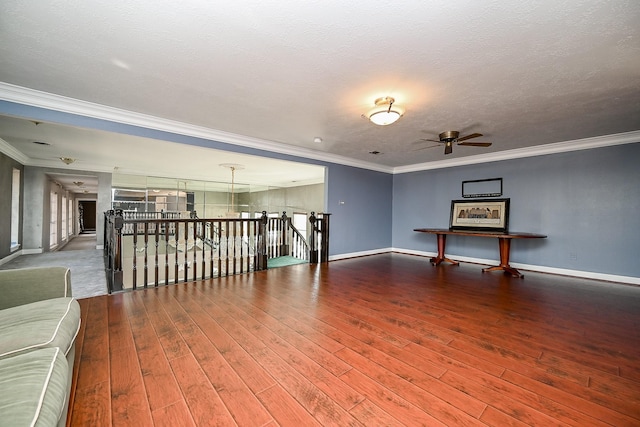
left=482, top=238, right=524, bottom=278
left=430, top=234, right=459, bottom=266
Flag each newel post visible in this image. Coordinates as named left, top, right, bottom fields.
left=257, top=211, right=269, bottom=270
left=280, top=211, right=290, bottom=256
left=320, top=213, right=331, bottom=263
left=309, top=212, right=318, bottom=264
left=112, top=209, right=124, bottom=292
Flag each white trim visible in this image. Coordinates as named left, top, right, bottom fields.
left=388, top=248, right=640, bottom=286
left=22, top=248, right=44, bottom=255
left=0, top=82, right=392, bottom=173
left=328, top=247, right=393, bottom=261
left=0, top=136, right=30, bottom=164
left=64, top=269, right=71, bottom=297
left=30, top=347, right=61, bottom=427
left=2, top=83, right=637, bottom=175
left=393, top=131, right=640, bottom=174
left=0, top=249, right=23, bottom=266
left=0, top=298, right=76, bottom=359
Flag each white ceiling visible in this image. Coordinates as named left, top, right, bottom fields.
left=0, top=1, right=639, bottom=184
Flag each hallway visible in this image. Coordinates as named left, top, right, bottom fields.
left=0, top=234, right=107, bottom=298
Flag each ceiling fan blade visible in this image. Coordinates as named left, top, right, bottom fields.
left=419, top=138, right=441, bottom=143
left=458, top=142, right=492, bottom=147
left=412, top=144, right=440, bottom=152
left=444, top=141, right=453, bottom=155
left=457, top=132, right=483, bottom=142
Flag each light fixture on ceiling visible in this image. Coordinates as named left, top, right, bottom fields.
left=220, top=163, right=245, bottom=217
left=366, top=96, right=404, bottom=126
left=73, top=181, right=84, bottom=187
left=59, top=157, right=75, bottom=165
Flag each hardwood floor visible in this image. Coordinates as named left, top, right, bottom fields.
left=67, top=253, right=640, bottom=426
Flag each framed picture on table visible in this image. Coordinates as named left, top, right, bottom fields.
left=449, top=198, right=510, bottom=232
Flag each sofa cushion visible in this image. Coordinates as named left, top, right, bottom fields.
left=0, top=347, right=69, bottom=427
left=0, top=297, right=81, bottom=359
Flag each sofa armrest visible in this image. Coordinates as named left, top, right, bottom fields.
left=0, top=267, right=72, bottom=310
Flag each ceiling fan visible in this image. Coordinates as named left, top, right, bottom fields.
left=417, top=131, right=492, bottom=155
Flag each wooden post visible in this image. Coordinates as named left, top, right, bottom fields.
left=280, top=211, right=290, bottom=256
left=257, top=211, right=268, bottom=270
left=112, top=209, right=124, bottom=292
left=309, top=212, right=318, bottom=264
left=319, top=213, right=331, bottom=263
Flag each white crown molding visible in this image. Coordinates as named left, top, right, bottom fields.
left=393, top=130, right=640, bottom=174
left=0, top=82, right=393, bottom=174
left=0, top=136, right=29, bottom=164
left=2, top=83, right=638, bottom=176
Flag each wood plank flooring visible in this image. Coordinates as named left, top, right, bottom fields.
left=68, top=253, right=640, bottom=426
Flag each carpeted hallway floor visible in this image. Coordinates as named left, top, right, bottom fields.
left=0, top=234, right=108, bottom=299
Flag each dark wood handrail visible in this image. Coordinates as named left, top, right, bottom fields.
left=104, top=209, right=331, bottom=293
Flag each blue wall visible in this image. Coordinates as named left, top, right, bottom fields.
left=2, top=100, right=638, bottom=278
left=393, top=143, right=640, bottom=278
left=0, top=101, right=394, bottom=257
left=326, top=165, right=392, bottom=255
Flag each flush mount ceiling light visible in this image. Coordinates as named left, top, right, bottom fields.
left=59, top=157, right=75, bottom=165
left=366, top=96, right=404, bottom=126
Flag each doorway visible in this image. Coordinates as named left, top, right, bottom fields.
left=79, top=200, right=96, bottom=233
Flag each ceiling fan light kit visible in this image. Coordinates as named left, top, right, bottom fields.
left=367, top=96, right=404, bottom=126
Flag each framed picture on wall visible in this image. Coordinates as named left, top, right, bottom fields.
left=449, top=198, right=510, bottom=232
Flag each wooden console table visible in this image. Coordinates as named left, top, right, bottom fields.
left=413, top=228, right=547, bottom=278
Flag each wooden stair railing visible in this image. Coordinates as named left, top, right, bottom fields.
left=104, top=210, right=331, bottom=293
left=103, top=209, right=267, bottom=293
left=265, top=211, right=331, bottom=264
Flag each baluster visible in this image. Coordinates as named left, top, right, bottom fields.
left=164, top=220, right=169, bottom=286
left=154, top=221, right=160, bottom=287
left=207, top=221, right=214, bottom=279
left=174, top=221, right=180, bottom=284
left=216, top=221, right=222, bottom=278
left=132, top=224, right=138, bottom=290
left=143, top=222, right=149, bottom=287
left=225, top=220, right=230, bottom=276
left=183, top=221, right=189, bottom=283
left=232, top=220, right=237, bottom=275
left=240, top=220, right=245, bottom=273
left=199, top=221, right=205, bottom=280
left=191, top=220, right=196, bottom=282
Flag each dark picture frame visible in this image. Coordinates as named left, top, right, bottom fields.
left=449, top=198, right=510, bottom=232
left=461, top=177, right=503, bottom=198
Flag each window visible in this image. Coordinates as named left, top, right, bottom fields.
left=61, top=194, right=68, bottom=241
left=50, top=189, right=58, bottom=249
left=10, top=168, right=20, bottom=251
left=68, top=198, right=73, bottom=237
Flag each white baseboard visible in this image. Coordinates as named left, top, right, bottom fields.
left=328, top=247, right=393, bottom=261
left=22, top=248, right=43, bottom=255
left=329, top=248, right=640, bottom=286
left=0, top=250, right=23, bottom=266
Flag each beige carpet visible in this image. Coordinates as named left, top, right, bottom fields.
left=0, top=234, right=107, bottom=299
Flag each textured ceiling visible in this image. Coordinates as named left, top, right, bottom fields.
left=0, top=0, right=639, bottom=178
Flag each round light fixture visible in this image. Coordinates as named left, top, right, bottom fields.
left=367, top=96, right=404, bottom=126
left=59, top=157, right=75, bottom=165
